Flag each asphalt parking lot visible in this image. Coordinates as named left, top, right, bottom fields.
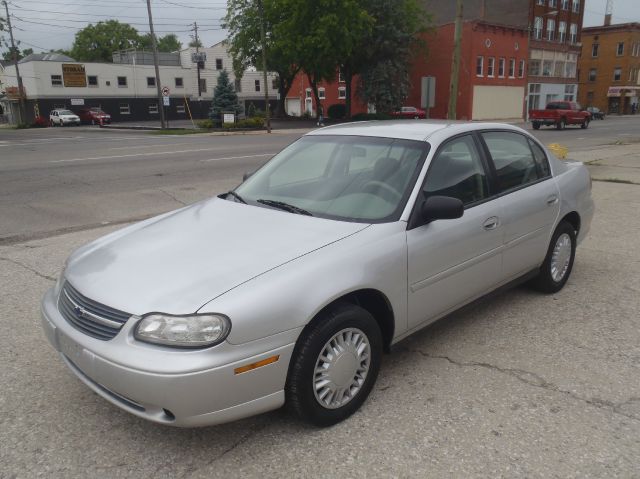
left=1, top=120, right=639, bottom=477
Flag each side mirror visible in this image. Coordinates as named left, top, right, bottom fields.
left=421, top=195, right=464, bottom=223
left=242, top=171, right=254, bottom=182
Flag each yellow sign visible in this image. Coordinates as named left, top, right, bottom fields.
left=548, top=143, right=568, bottom=159
left=62, top=64, right=87, bottom=87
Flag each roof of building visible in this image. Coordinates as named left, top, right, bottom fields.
left=582, top=22, right=640, bottom=34
left=19, top=53, right=76, bottom=63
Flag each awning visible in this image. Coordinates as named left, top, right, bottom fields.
left=607, top=86, right=640, bottom=97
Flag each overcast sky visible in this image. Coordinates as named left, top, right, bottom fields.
left=2, top=0, right=639, bottom=56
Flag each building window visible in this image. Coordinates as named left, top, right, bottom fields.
left=558, top=21, right=567, bottom=42
left=508, top=58, right=515, bottom=77
left=554, top=61, right=565, bottom=77
left=338, top=69, right=345, bottom=83
left=528, top=83, right=541, bottom=110
left=542, top=60, right=553, bottom=76
left=529, top=59, right=541, bottom=76
left=487, top=57, right=495, bottom=77
left=119, top=103, right=130, bottom=115
left=177, top=104, right=185, bottom=114
left=518, top=59, right=525, bottom=77
left=613, top=67, right=622, bottom=82
left=149, top=103, right=159, bottom=114
left=549, top=0, right=557, bottom=6
left=147, top=77, right=156, bottom=88
left=536, top=0, right=544, bottom=5
left=51, top=75, right=63, bottom=87
left=546, top=19, right=555, bottom=41
left=616, top=42, right=624, bottom=56
left=561, top=0, right=569, bottom=9
left=476, top=56, right=484, bottom=76
left=564, top=84, right=576, bottom=101
left=199, top=78, right=207, bottom=92
left=565, top=62, right=576, bottom=78
left=569, top=23, right=577, bottom=44
left=318, top=88, right=326, bottom=99
left=216, top=58, right=223, bottom=70
left=588, top=68, right=597, bottom=81
left=175, top=77, right=183, bottom=88
left=272, top=78, right=278, bottom=90
left=338, top=87, right=346, bottom=99
left=87, top=75, right=98, bottom=87
left=254, top=79, right=260, bottom=92
left=117, top=76, right=128, bottom=87
left=586, top=91, right=594, bottom=104
left=572, top=0, right=580, bottom=13
left=534, top=17, right=543, bottom=40
left=234, top=78, right=242, bottom=92
left=305, top=89, right=312, bottom=99
left=591, top=43, right=599, bottom=57
left=498, top=57, right=505, bottom=77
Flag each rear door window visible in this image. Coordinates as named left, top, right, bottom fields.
left=481, top=131, right=542, bottom=193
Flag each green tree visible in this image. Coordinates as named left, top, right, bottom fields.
left=70, top=20, right=141, bottom=62
left=188, top=39, right=203, bottom=48
left=356, top=0, right=429, bottom=114
left=225, top=0, right=301, bottom=118
left=2, top=47, right=33, bottom=62
left=140, top=33, right=182, bottom=52
left=209, top=70, right=242, bottom=123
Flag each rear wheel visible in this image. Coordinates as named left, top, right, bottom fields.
left=556, top=118, right=566, bottom=130
left=530, top=221, right=576, bottom=294
left=286, top=303, right=382, bottom=426
left=532, top=121, right=541, bottom=130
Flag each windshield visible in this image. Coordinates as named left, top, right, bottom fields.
left=60, top=110, right=75, bottom=115
left=234, top=135, right=429, bottom=222
left=90, top=108, right=105, bottom=113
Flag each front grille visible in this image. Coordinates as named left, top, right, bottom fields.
left=58, top=281, right=131, bottom=340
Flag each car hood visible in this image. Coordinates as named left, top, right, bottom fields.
left=65, top=198, right=369, bottom=316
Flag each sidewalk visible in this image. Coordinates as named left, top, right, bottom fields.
left=577, top=140, right=640, bottom=184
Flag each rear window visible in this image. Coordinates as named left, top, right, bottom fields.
left=546, top=102, right=567, bottom=110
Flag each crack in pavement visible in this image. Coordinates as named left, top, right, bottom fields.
left=406, top=348, right=640, bottom=422
left=159, top=188, right=188, bottom=206
left=0, top=257, right=56, bottom=282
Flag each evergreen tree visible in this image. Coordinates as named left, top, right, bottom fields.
left=209, top=70, right=242, bottom=122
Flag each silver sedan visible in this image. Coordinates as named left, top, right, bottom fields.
left=41, top=121, right=594, bottom=427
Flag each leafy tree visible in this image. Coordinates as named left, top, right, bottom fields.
left=140, top=33, right=182, bottom=52
left=209, top=70, right=242, bottom=123
left=356, top=0, right=429, bottom=114
left=188, top=39, right=203, bottom=48
left=70, top=20, right=141, bottom=62
left=225, top=0, right=301, bottom=118
left=2, top=47, right=33, bottom=62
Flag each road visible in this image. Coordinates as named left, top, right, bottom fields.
left=1, top=116, right=639, bottom=244
left=0, top=119, right=639, bottom=477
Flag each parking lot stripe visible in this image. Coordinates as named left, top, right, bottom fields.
left=201, top=153, right=276, bottom=162
left=49, top=147, right=240, bottom=163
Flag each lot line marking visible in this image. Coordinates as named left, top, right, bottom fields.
left=108, top=142, right=194, bottom=150
left=49, top=147, right=236, bottom=163
left=201, top=153, right=276, bottom=162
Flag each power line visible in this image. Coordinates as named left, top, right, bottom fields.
left=8, top=5, right=224, bottom=22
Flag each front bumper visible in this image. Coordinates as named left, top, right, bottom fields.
left=40, top=287, right=298, bottom=427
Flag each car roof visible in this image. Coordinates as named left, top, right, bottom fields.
left=307, top=120, right=526, bottom=142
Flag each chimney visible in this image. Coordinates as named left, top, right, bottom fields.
left=605, top=0, right=613, bottom=26
left=604, top=14, right=612, bottom=26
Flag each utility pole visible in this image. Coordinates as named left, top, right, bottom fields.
left=257, top=0, right=271, bottom=133
left=145, top=0, right=166, bottom=128
left=447, top=0, right=463, bottom=120
left=2, top=0, right=26, bottom=125
left=191, top=22, right=203, bottom=119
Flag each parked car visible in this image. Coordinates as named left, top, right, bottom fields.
left=77, top=107, right=112, bottom=125
left=49, top=109, right=81, bottom=127
left=529, top=101, right=591, bottom=130
left=391, top=106, right=426, bottom=119
left=586, top=106, right=605, bottom=120
left=41, top=121, right=593, bottom=428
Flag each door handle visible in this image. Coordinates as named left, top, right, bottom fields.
left=483, top=217, right=499, bottom=230
left=546, top=195, right=559, bottom=205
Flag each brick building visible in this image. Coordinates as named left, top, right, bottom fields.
left=526, top=0, right=584, bottom=114
left=407, top=20, right=529, bottom=120
left=578, top=21, right=640, bottom=115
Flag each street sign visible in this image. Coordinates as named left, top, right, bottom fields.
left=421, top=77, right=436, bottom=110
left=162, top=86, right=170, bottom=97
left=163, top=96, right=170, bottom=106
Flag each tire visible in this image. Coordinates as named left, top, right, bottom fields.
left=556, top=118, right=566, bottom=130
left=530, top=220, right=576, bottom=294
left=532, top=121, right=541, bottom=130
left=581, top=119, right=590, bottom=129
left=286, top=302, right=383, bottom=427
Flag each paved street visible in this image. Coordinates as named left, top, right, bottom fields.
left=1, top=118, right=639, bottom=477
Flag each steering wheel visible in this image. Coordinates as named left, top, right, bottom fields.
left=362, top=181, right=403, bottom=202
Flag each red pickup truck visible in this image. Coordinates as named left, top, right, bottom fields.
left=529, top=101, right=591, bottom=130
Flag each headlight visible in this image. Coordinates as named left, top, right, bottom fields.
left=134, top=313, right=231, bottom=348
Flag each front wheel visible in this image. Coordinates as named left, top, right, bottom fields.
left=530, top=221, right=576, bottom=294
left=532, top=121, right=541, bottom=130
left=556, top=118, right=566, bottom=130
left=581, top=119, right=590, bottom=129
left=286, top=303, right=382, bottom=426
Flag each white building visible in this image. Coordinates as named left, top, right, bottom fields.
left=0, top=42, right=277, bottom=124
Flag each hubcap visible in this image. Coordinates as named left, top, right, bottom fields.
left=551, top=233, right=572, bottom=282
left=313, top=328, right=371, bottom=410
